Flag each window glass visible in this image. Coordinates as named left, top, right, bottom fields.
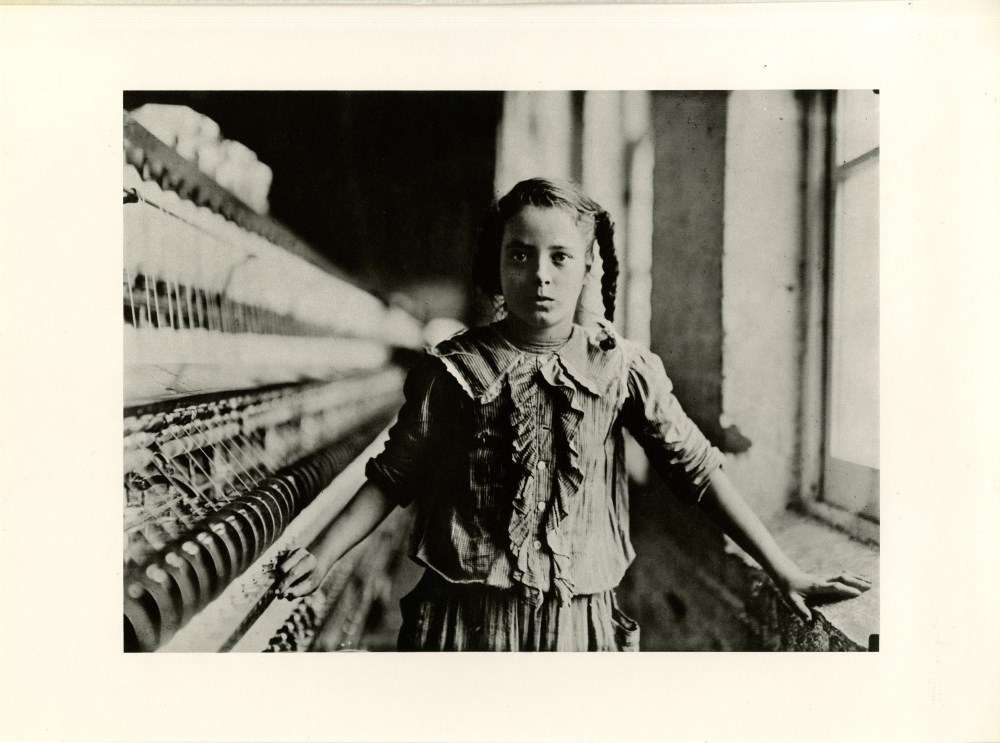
left=823, top=90, right=880, bottom=525
left=830, top=157, right=880, bottom=469
left=836, top=90, right=879, bottom=165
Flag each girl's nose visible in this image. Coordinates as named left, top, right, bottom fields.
left=534, top=261, right=552, bottom=285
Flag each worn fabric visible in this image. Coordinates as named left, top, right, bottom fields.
left=366, top=321, right=724, bottom=610
left=397, top=569, right=639, bottom=652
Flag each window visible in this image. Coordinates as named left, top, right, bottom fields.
left=826, top=90, right=880, bottom=520
left=800, top=90, right=880, bottom=541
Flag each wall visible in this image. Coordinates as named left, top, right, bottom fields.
left=721, top=91, right=805, bottom=520
left=645, top=90, right=807, bottom=510
left=494, top=91, right=578, bottom=194
left=580, top=90, right=656, bottom=347
left=619, top=91, right=871, bottom=650
left=649, top=92, right=728, bottom=438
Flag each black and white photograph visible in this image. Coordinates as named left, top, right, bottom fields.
left=121, top=89, right=878, bottom=653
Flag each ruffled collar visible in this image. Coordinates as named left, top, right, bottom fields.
left=432, top=321, right=628, bottom=604
left=432, top=322, right=623, bottom=402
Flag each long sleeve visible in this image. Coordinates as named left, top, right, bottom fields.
left=365, top=357, right=452, bottom=507
left=620, top=345, right=725, bottom=503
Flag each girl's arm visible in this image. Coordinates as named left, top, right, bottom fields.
left=275, top=357, right=447, bottom=597
left=620, top=344, right=870, bottom=619
left=275, top=479, right=397, bottom=598
left=699, top=468, right=871, bottom=621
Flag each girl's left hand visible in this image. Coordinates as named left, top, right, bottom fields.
left=778, top=570, right=873, bottom=622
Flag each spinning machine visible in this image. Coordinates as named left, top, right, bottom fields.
left=122, top=108, right=422, bottom=652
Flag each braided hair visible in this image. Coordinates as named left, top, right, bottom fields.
left=473, top=178, right=619, bottom=346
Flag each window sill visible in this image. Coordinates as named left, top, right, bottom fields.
left=726, top=508, right=880, bottom=650
left=800, top=499, right=880, bottom=546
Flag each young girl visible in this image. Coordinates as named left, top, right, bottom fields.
left=276, top=178, right=871, bottom=651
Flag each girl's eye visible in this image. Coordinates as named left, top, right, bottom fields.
left=552, top=252, right=570, bottom=264
left=510, top=250, right=527, bottom=263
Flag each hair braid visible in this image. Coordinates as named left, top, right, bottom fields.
left=595, top=211, right=619, bottom=323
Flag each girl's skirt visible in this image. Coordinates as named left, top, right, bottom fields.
left=397, top=570, right=640, bottom=651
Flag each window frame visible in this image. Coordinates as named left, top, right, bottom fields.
left=797, top=90, right=880, bottom=544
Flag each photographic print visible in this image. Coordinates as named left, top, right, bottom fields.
left=122, top=90, right=878, bottom=653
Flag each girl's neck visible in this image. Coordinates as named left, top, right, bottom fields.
left=499, top=316, right=573, bottom=352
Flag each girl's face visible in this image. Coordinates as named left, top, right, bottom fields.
left=499, top=205, right=591, bottom=337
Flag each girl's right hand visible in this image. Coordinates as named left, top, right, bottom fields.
left=275, top=547, right=323, bottom=598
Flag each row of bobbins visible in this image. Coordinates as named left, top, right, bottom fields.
left=122, top=374, right=405, bottom=548
left=124, top=428, right=373, bottom=652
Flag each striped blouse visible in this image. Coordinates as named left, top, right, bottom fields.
left=366, top=322, right=724, bottom=605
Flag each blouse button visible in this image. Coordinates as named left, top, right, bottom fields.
left=536, top=460, right=547, bottom=471
left=533, top=540, right=542, bottom=550
left=536, top=501, right=546, bottom=512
